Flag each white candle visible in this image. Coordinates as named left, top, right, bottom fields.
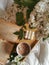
left=28, top=31, right=32, bottom=40
left=25, top=30, right=29, bottom=39
left=31, top=32, right=35, bottom=40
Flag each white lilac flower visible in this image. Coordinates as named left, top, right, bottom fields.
left=12, top=60, right=15, bottom=62
left=30, top=14, right=35, bottom=23
left=11, top=62, right=16, bottom=65
left=11, top=55, right=13, bottom=58
left=14, top=55, right=23, bottom=62
left=35, top=1, right=48, bottom=13
left=43, top=0, right=49, bottom=3
left=45, top=23, right=49, bottom=34
left=20, top=61, right=29, bottom=65
left=29, top=14, right=36, bottom=28
left=17, top=62, right=21, bottom=65
left=6, top=60, right=10, bottom=63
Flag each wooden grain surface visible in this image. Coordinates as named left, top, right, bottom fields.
left=0, top=39, right=14, bottom=65
left=0, top=19, right=38, bottom=45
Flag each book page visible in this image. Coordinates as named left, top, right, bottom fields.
left=0, top=39, right=14, bottom=65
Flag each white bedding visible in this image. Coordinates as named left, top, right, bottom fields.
left=0, top=0, right=13, bottom=17
left=0, top=0, right=13, bottom=10
left=23, top=38, right=49, bottom=65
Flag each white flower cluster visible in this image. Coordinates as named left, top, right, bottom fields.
left=29, top=0, right=49, bottom=40
left=35, top=1, right=48, bottom=13
left=43, top=0, right=49, bottom=3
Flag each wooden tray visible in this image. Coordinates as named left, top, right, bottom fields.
left=0, top=19, right=38, bottom=64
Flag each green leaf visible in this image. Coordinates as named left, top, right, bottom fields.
left=23, top=25, right=26, bottom=29
left=43, top=34, right=49, bottom=41
left=14, top=55, right=23, bottom=62
left=14, top=0, right=21, bottom=5
left=14, top=29, right=25, bottom=40
left=14, top=31, right=19, bottom=35
left=26, top=8, right=32, bottom=20
left=18, top=29, right=25, bottom=40
left=43, top=37, right=47, bottom=41
left=14, top=0, right=40, bottom=23
left=9, top=52, right=18, bottom=62
left=16, top=12, right=25, bottom=26
left=14, top=0, right=40, bottom=9
left=48, top=15, right=49, bottom=18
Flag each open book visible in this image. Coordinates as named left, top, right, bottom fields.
left=0, top=39, right=14, bottom=65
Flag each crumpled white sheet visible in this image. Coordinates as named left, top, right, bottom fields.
left=0, top=0, right=14, bottom=17
left=0, top=0, right=7, bottom=10
left=23, top=38, right=49, bottom=65
left=0, top=0, right=13, bottom=10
